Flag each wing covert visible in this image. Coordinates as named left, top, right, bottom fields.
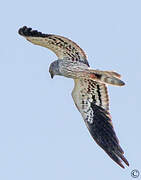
left=18, top=26, right=89, bottom=67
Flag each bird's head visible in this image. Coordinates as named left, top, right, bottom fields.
left=49, top=60, right=61, bottom=79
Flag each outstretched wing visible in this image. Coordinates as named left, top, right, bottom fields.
left=18, top=26, right=89, bottom=67
left=72, top=79, right=129, bottom=168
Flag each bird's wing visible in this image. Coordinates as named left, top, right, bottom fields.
left=18, top=26, right=89, bottom=67
left=72, top=79, right=129, bottom=168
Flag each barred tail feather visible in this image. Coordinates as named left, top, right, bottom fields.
left=99, top=75, right=125, bottom=86
left=88, top=71, right=125, bottom=86
left=91, top=70, right=121, bottom=79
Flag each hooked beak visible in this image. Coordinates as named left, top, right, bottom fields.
left=50, top=73, right=54, bottom=79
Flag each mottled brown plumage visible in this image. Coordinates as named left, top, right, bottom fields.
left=18, top=26, right=129, bottom=168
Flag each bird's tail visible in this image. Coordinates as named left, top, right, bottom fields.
left=87, top=69, right=125, bottom=86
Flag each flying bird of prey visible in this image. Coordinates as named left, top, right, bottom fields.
left=18, top=26, right=129, bottom=168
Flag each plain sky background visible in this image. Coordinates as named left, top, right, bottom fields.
left=0, top=0, right=140, bottom=179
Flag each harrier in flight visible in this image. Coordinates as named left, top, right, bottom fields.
left=18, top=26, right=129, bottom=168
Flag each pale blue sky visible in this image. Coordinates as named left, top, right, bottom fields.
left=0, top=0, right=141, bottom=179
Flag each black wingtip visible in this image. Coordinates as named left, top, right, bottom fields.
left=117, top=151, right=129, bottom=167
left=107, top=150, right=129, bottom=169
left=87, top=104, right=129, bottom=169
left=18, top=26, right=31, bottom=36
left=18, top=26, right=49, bottom=38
